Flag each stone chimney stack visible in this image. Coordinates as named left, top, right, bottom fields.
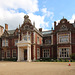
left=33, top=21, right=35, bottom=27
left=54, top=21, right=56, bottom=30
left=74, top=20, right=75, bottom=23
left=39, top=28, right=42, bottom=32
left=0, top=25, right=4, bottom=37
left=5, top=24, right=8, bottom=31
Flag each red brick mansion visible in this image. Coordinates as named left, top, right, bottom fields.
left=0, top=15, right=75, bottom=62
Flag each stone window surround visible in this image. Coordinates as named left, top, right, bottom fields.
left=58, top=47, right=71, bottom=58
left=6, top=50, right=10, bottom=58
left=14, top=39, right=18, bottom=46
left=43, top=49, right=50, bottom=58
left=12, top=49, right=16, bottom=58
left=2, top=39, right=8, bottom=47
left=37, top=48, right=40, bottom=59
left=57, top=32, right=71, bottom=44
left=22, top=31, right=31, bottom=41
left=2, top=50, right=5, bottom=58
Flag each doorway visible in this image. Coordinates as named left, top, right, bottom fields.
left=24, top=49, right=27, bottom=60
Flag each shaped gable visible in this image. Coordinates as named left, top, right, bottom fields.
left=20, top=15, right=33, bottom=31
left=55, top=18, right=74, bottom=32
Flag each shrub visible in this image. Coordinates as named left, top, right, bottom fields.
left=70, top=53, right=75, bottom=60
left=3, top=58, right=17, bottom=61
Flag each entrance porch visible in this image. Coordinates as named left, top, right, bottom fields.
left=17, top=40, right=31, bottom=62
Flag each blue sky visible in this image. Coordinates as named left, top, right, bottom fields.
left=0, top=0, right=75, bottom=30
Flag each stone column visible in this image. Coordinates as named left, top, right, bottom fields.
left=29, top=46, right=31, bottom=62
left=27, top=46, right=29, bottom=61
left=33, top=45, right=36, bottom=61
left=17, top=47, right=20, bottom=61
left=27, top=46, right=31, bottom=62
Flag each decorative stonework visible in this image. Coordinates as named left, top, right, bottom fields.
left=24, top=15, right=31, bottom=24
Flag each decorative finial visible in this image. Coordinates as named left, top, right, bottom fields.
left=33, top=21, right=35, bottom=27
left=19, top=24, right=20, bottom=28
left=51, top=27, right=53, bottom=30
left=74, top=20, right=75, bottom=23
left=63, top=16, right=64, bottom=19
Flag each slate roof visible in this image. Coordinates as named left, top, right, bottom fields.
left=42, top=30, right=52, bottom=35
left=7, top=30, right=15, bottom=34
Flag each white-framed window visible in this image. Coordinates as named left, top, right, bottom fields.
left=15, top=39, right=18, bottom=46
left=2, top=39, right=8, bottom=46
left=37, top=48, right=40, bottom=59
left=7, top=50, right=10, bottom=58
left=43, top=49, right=50, bottom=58
left=37, top=37, right=39, bottom=44
left=58, top=34, right=70, bottom=43
left=12, top=50, right=16, bottom=58
left=23, top=35, right=27, bottom=41
left=45, top=39, right=51, bottom=44
left=2, top=50, right=5, bottom=57
left=6, top=40, right=8, bottom=46
left=59, top=48, right=69, bottom=58
left=2, top=40, right=5, bottom=46
left=28, top=35, right=31, bottom=41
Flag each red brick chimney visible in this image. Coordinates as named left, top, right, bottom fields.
left=5, top=24, right=8, bottom=31
left=54, top=21, right=56, bottom=30
left=39, top=28, right=42, bottom=32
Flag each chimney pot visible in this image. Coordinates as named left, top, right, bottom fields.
left=5, top=24, right=8, bottom=31
left=39, top=28, right=42, bottom=32
left=54, top=21, right=56, bottom=30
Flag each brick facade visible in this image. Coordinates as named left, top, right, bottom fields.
left=0, top=15, right=75, bottom=61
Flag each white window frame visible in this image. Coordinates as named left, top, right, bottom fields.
left=43, top=49, right=50, bottom=58
left=6, top=50, right=10, bottom=58
left=23, top=35, right=27, bottom=41
left=59, top=48, right=70, bottom=58
left=2, top=39, right=8, bottom=47
left=37, top=48, right=40, bottom=59
left=15, top=39, right=18, bottom=46
left=58, top=34, right=70, bottom=44
left=37, top=37, right=39, bottom=44
left=12, top=49, right=16, bottom=58
left=6, top=39, right=8, bottom=46
left=2, top=50, right=5, bottom=59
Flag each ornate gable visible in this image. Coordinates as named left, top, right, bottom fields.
left=55, top=18, right=74, bottom=32
left=20, top=15, right=33, bottom=31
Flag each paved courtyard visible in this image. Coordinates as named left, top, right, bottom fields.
left=0, top=61, right=75, bottom=75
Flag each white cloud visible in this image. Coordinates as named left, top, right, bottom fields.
left=52, top=14, right=75, bottom=29
left=28, top=13, right=49, bottom=30
left=41, top=8, right=54, bottom=20
left=0, top=0, right=53, bottom=31
left=0, top=0, right=39, bottom=13
left=0, top=0, right=39, bottom=30
left=69, top=14, right=75, bottom=23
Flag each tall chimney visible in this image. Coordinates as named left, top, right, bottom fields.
left=39, top=28, right=42, bottom=32
left=74, top=20, right=75, bottom=23
left=54, top=21, right=56, bottom=30
left=5, top=24, right=8, bottom=31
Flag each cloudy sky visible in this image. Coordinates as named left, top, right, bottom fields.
left=0, top=0, right=75, bottom=30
